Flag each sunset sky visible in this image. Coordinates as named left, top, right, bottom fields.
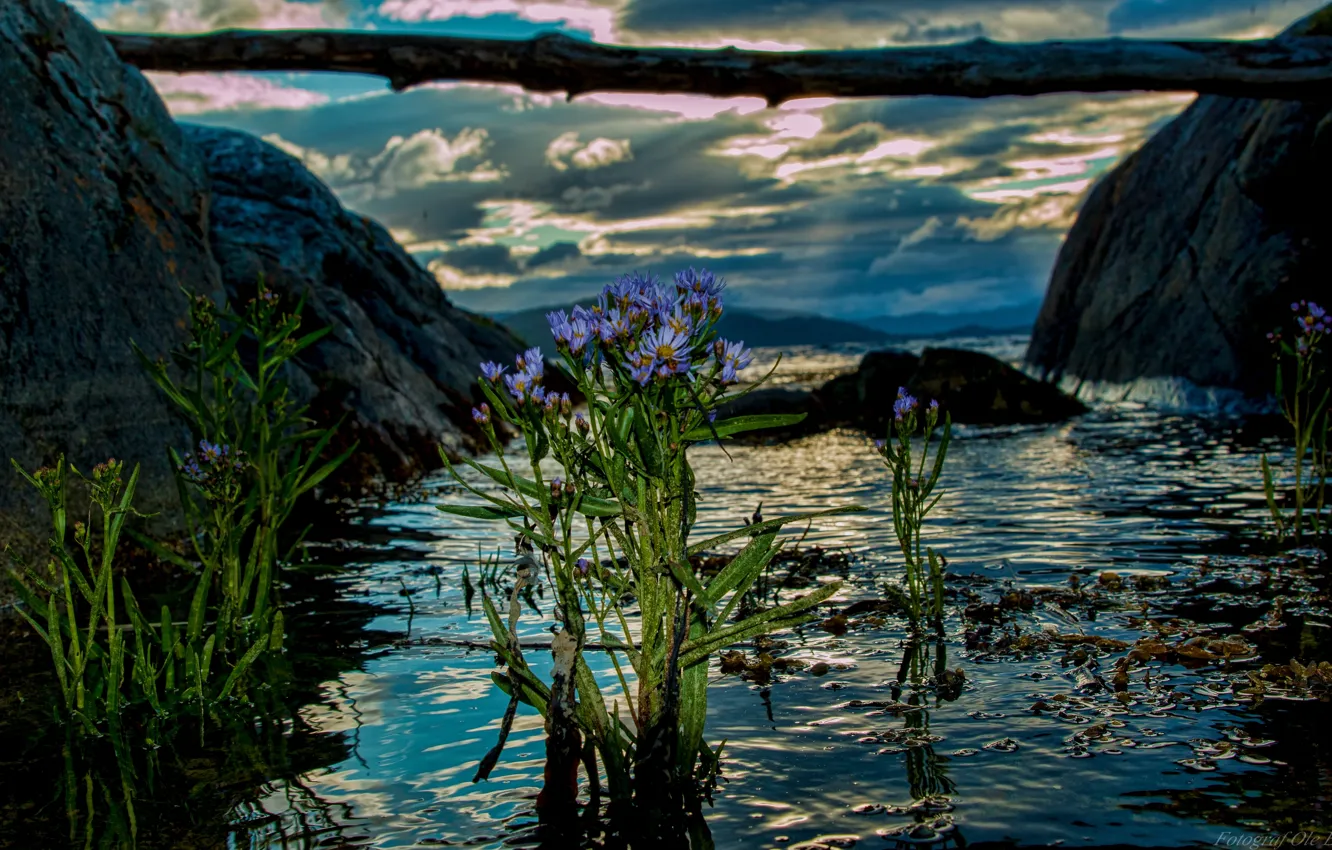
left=75, top=0, right=1324, bottom=320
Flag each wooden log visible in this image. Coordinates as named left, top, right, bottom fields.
left=104, top=29, right=1332, bottom=104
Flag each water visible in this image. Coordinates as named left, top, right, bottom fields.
left=3, top=336, right=1329, bottom=848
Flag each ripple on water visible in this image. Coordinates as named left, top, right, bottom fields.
left=225, top=343, right=1326, bottom=849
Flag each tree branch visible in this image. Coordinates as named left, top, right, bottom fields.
left=104, top=30, right=1332, bottom=104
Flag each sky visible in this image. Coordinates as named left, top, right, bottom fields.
left=75, top=0, right=1326, bottom=320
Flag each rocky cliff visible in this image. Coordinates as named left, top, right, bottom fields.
left=0, top=0, right=521, bottom=555
left=1026, top=7, right=1332, bottom=397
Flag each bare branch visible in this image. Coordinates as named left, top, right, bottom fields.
left=104, top=29, right=1332, bottom=103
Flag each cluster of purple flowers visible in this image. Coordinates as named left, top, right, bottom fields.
left=474, top=346, right=574, bottom=422
left=891, top=388, right=940, bottom=423
left=893, top=388, right=918, bottom=422
left=541, top=268, right=751, bottom=387
left=179, top=439, right=245, bottom=486
left=1269, top=301, right=1328, bottom=355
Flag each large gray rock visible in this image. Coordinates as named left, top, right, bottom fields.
left=182, top=125, right=523, bottom=483
left=0, top=0, right=214, bottom=547
left=1026, top=7, right=1332, bottom=397
left=0, top=0, right=523, bottom=568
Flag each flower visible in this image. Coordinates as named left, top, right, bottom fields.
left=929, top=399, right=940, bottom=413
left=547, top=310, right=571, bottom=343
left=567, top=317, right=594, bottom=354
left=674, top=267, right=725, bottom=302
left=480, top=361, right=507, bottom=382
left=515, top=347, right=544, bottom=377
left=628, top=358, right=657, bottom=386
left=575, top=558, right=591, bottom=577
left=893, top=388, right=918, bottom=421
left=504, top=371, right=532, bottom=400
left=574, top=412, right=589, bottom=434
left=716, top=339, right=752, bottom=384
left=642, top=325, right=691, bottom=377
left=472, top=404, right=491, bottom=425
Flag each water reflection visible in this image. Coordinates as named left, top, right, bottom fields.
left=3, top=340, right=1327, bottom=848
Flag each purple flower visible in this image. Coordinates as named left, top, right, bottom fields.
left=716, top=339, right=752, bottom=384
left=874, top=439, right=886, bottom=453
left=628, top=358, right=657, bottom=386
left=574, top=412, right=589, bottom=433
left=504, top=371, right=532, bottom=401
left=1310, top=302, right=1326, bottom=320
left=929, top=399, right=940, bottom=412
left=567, top=317, right=594, bottom=354
left=472, top=404, right=491, bottom=425
left=662, top=305, right=694, bottom=337
left=708, top=410, right=718, bottom=423
left=893, top=388, right=918, bottom=421
left=531, top=386, right=547, bottom=406
left=515, top=347, right=544, bottom=377
left=480, top=361, right=507, bottom=382
left=547, top=310, right=571, bottom=343
left=642, top=325, right=692, bottom=376
left=1292, top=302, right=1302, bottom=311
left=575, top=558, right=591, bottom=577
left=674, top=267, right=725, bottom=302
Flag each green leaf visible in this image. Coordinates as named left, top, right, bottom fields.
left=294, top=442, right=358, bottom=497
left=700, top=531, right=777, bottom=608
left=462, top=458, right=623, bottom=517
left=437, top=503, right=526, bottom=521
left=687, top=505, right=865, bottom=556
left=679, top=581, right=841, bottom=668
left=682, top=413, right=807, bottom=442
left=219, top=635, right=268, bottom=698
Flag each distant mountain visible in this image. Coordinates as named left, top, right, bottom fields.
left=495, top=305, right=893, bottom=349
left=857, top=302, right=1040, bottom=337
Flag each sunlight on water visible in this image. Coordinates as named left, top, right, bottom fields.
left=224, top=339, right=1323, bottom=848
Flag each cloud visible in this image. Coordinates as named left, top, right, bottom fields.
left=80, top=0, right=348, bottom=32
left=264, top=127, right=506, bottom=202
left=544, top=132, right=634, bottom=171
left=146, top=73, right=330, bottom=115
left=376, top=0, right=620, bottom=41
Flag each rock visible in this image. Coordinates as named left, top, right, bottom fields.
left=911, top=347, right=1088, bottom=426
left=0, top=0, right=523, bottom=569
left=1026, top=6, right=1332, bottom=397
left=813, top=349, right=920, bottom=433
left=713, top=347, right=1084, bottom=439
left=182, top=125, right=523, bottom=483
left=0, top=0, right=216, bottom=549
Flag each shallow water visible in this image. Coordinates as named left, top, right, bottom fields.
left=5, top=337, right=1330, bottom=849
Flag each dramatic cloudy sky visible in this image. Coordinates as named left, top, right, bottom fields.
left=76, top=0, right=1324, bottom=319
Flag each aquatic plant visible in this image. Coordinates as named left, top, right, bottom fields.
left=1262, top=300, right=1329, bottom=542
left=440, top=268, right=863, bottom=818
left=5, top=457, right=157, bottom=731
left=875, top=389, right=952, bottom=632
left=137, top=284, right=355, bottom=688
